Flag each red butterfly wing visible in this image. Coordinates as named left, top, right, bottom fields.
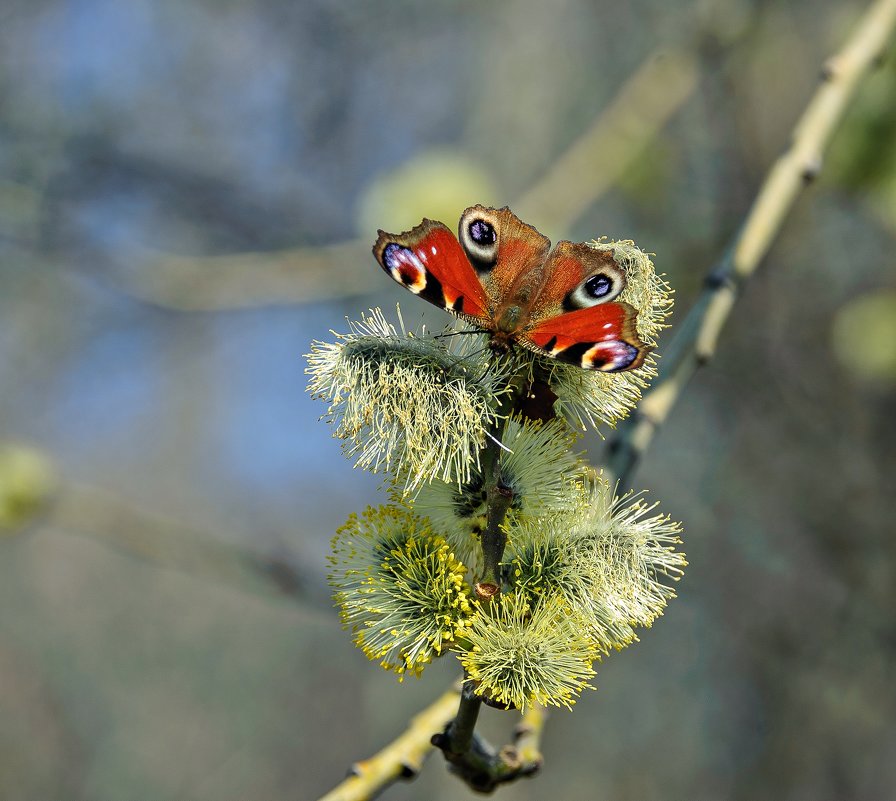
left=524, top=302, right=648, bottom=372
left=373, top=220, right=490, bottom=322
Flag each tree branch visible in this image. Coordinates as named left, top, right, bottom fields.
left=429, top=692, right=545, bottom=795
left=605, top=0, right=896, bottom=491
left=317, top=688, right=461, bottom=801
left=48, top=480, right=328, bottom=607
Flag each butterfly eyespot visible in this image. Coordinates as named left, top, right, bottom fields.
left=381, top=242, right=403, bottom=268
left=586, top=340, right=640, bottom=372
left=553, top=339, right=641, bottom=371
left=381, top=242, right=427, bottom=293
left=469, top=220, right=496, bottom=246
left=459, top=211, right=500, bottom=271
left=584, top=273, right=612, bottom=298
left=563, top=267, right=625, bottom=309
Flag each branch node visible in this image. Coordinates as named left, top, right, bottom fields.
left=474, top=582, right=500, bottom=601
left=801, top=155, right=823, bottom=183
left=498, top=745, right=522, bottom=769
left=430, top=731, right=447, bottom=749
left=694, top=349, right=714, bottom=367
left=820, top=57, right=840, bottom=81
left=703, top=267, right=733, bottom=290
left=635, top=409, right=663, bottom=431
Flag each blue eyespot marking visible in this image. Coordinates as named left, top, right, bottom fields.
left=584, top=274, right=612, bottom=299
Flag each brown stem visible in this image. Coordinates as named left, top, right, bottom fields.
left=437, top=683, right=482, bottom=756
left=432, top=688, right=543, bottom=794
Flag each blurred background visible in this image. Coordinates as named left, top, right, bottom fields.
left=2, top=0, right=896, bottom=799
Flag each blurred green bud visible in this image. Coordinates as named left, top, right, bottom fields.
left=831, top=290, right=896, bottom=385
left=0, top=445, right=56, bottom=532
left=356, top=149, right=499, bottom=237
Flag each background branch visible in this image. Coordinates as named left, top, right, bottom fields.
left=112, top=47, right=696, bottom=311
left=317, top=688, right=461, bottom=801
left=40, top=479, right=328, bottom=607
left=605, top=0, right=896, bottom=491
left=513, top=49, right=697, bottom=234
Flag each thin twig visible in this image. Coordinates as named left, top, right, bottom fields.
left=476, top=406, right=517, bottom=594
left=431, top=375, right=532, bottom=786
left=317, top=688, right=461, bottom=801
left=605, top=0, right=896, bottom=491
left=439, top=682, right=483, bottom=758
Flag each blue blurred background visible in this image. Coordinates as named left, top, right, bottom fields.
left=2, top=0, right=896, bottom=799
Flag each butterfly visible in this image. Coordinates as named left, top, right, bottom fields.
left=372, top=205, right=648, bottom=372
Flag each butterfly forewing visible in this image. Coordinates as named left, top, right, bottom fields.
left=457, top=206, right=551, bottom=316
left=373, top=220, right=490, bottom=322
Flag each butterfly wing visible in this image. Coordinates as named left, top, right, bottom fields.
left=373, top=220, right=491, bottom=323
left=524, top=302, right=648, bottom=372
left=373, top=211, right=649, bottom=372
left=523, top=241, right=648, bottom=372
left=455, top=206, right=552, bottom=314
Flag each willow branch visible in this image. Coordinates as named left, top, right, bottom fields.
left=605, top=0, right=896, bottom=491
left=316, top=688, right=460, bottom=801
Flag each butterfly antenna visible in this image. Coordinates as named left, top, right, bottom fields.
left=474, top=346, right=519, bottom=389
left=432, top=329, right=482, bottom=341
left=485, top=428, right=513, bottom=453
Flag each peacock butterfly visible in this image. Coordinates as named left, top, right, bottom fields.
left=372, top=205, right=648, bottom=372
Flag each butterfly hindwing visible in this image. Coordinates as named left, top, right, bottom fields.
left=524, top=302, right=648, bottom=372
left=531, top=241, right=627, bottom=319
left=373, top=220, right=490, bottom=322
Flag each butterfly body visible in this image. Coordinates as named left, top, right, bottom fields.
left=373, top=205, right=648, bottom=372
